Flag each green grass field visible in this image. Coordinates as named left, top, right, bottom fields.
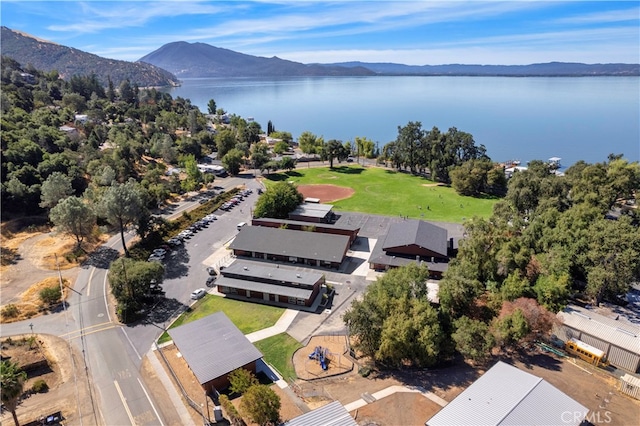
left=265, top=165, right=498, bottom=222
left=157, top=296, right=284, bottom=344
left=253, top=333, right=302, bottom=381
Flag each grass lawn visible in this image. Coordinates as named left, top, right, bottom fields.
left=158, top=296, right=284, bottom=344
left=253, top=333, right=302, bottom=381
left=263, top=165, right=498, bottom=222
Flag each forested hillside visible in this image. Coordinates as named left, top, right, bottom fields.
left=1, top=26, right=179, bottom=87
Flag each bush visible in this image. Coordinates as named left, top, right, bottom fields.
left=219, top=394, right=246, bottom=426
left=39, top=286, right=62, bottom=306
left=32, top=379, right=49, bottom=393
left=2, top=304, right=19, bottom=318
left=359, top=365, right=372, bottom=377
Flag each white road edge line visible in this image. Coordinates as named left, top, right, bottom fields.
left=87, top=267, right=94, bottom=297
left=103, top=272, right=111, bottom=323
left=121, top=328, right=142, bottom=360
left=137, top=377, right=165, bottom=426
left=114, top=379, right=136, bottom=425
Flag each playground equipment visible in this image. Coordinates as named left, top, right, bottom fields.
left=309, top=346, right=329, bottom=370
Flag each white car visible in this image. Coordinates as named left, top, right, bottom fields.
left=190, top=288, right=206, bottom=300
left=152, top=248, right=167, bottom=256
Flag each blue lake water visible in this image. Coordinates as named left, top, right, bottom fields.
left=162, top=76, right=640, bottom=167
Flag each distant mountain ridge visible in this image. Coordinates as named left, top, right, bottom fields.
left=139, top=41, right=375, bottom=77
left=1, top=26, right=179, bottom=87
left=324, top=61, right=640, bottom=76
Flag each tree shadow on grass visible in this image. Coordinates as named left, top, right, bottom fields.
left=264, top=173, right=289, bottom=182
left=330, top=166, right=365, bottom=175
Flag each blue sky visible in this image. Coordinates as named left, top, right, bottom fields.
left=2, top=1, right=638, bottom=65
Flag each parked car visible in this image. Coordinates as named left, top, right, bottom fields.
left=167, top=238, right=182, bottom=246
left=206, top=266, right=217, bottom=276
left=206, top=276, right=217, bottom=287
left=190, top=288, right=206, bottom=300
left=152, top=248, right=167, bottom=256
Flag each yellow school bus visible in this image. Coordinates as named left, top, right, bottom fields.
left=565, top=338, right=607, bottom=367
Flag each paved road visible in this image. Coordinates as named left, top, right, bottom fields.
left=0, top=174, right=261, bottom=425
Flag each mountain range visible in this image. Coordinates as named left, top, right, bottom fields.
left=2, top=26, right=638, bottom=88
left=0, top=26, right=180, bottom=87
left=138, top=41, right=374, bottom=78
left=140, top=41, right=639, bottom=77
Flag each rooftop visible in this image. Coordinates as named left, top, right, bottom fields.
left=168, top=312, right=263, bottom=386
left=558, top=305, right=639, bottom=353
left=229, top=226, right=350, bottom=263
left=427, top=361, right=588, bottom=426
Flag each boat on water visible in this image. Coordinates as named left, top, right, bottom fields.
left=548, top=157, right=562, bottom=169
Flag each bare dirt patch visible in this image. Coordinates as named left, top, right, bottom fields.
left=1, top=226, right=107, bottom=313
left=0, top=334, right=97, bottom=426
left=421, top=183, right=445, bottom=187
left=0, top=277, right=72, bottom=323
left=297, top=184, right=355, bottom=203
left=353, top=392, right=441, bottom=426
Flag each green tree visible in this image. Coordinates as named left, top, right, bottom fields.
left=533, top=273, right=570, bottom=312
left=344, top=264, right=449, bottom=367
left=215, top=128, right=236, bottom=159
left=452, top=316, right=495, bottom=362
left=100, top=180, right=146, bottom=257
left=181, top=154, right=203, bottom=192
left=1, top=359, right=27, bottom=426
left=251, top=142, right=271, bottom=173
left=325, top=139, right=348, bottom=168
left=493, top=308, right=530, bottom=348
left=222, top=148, right=244, bottom=176
left=273, top=140, right=289, bottom=155
left=279, top=156, right=296, bottom=172
left=49, top=196, right=96, bottom=249
left=108, top=258, right=164, bottom=321
left=39, top=171, right=73, bottom=208
left=39, top=285, right=62, bottom=306
left=438, top=261, right=484, bottom=319
left=239, top=385, right=281, bottom=426
left=253, top=181, right=303, bottom=219
left=228, top=368, right=259, bottom=395
left=207, top=98, right=217, bottom=115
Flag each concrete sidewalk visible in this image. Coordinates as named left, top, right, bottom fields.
left=246, top=309, right=299, bottom=342
left=343, top=384, right=448, bottom=412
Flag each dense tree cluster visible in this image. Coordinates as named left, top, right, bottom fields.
left=381, top=121, right=489, bottom=182
left=346, top=156, right=639, bottom=366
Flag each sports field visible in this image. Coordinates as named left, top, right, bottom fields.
left=264, top=165, right=498, bottom=223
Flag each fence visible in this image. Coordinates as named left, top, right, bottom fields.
left=154, top=342, right=209, bottom=421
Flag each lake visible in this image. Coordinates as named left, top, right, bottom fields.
left=162, top=76, right=640, bottom=167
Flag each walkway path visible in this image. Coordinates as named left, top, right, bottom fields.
left=246, top=309, right=299, bottom=342
left=343, top=384, right=448, bottom=412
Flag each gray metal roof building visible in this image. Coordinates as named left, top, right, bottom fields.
left=369, top=220, right=450, bottom=277
left=229, top=226, right=350, bottom=264
left=556, top=305, right=640, bottom=372
left=167, top=312, right=263, bottom=387
left=383, top=220, right=448, bottom=256
left=284, top=401, right=357, bottom=426
left=426, top=361, right=588, bottom=426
